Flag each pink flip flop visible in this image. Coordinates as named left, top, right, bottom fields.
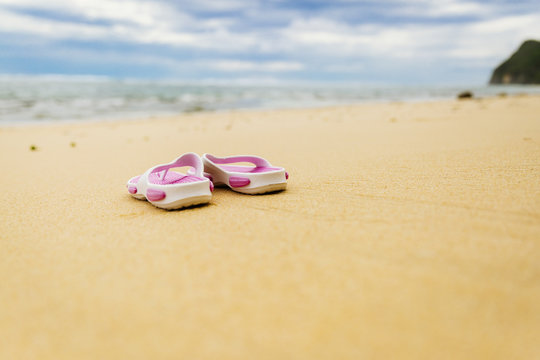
left=202, top=153, right=288, bottom=194
left=126, top=153, right=213, bottom=210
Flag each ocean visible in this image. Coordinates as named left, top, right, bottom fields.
left=1, top=75, right=539, bottom=124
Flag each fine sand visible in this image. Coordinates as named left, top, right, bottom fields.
left=1, top=95, right=539, bottom=359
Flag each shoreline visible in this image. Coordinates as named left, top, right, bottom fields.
left=1, top=92, right=536, bottom=129
left=2, top=81, right=540, bottom=127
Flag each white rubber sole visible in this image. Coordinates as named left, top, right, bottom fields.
left=131, top=193, right=146, bottom=200
left=129, top=192, right=212, bottom=210
left=153, top=194, right=212, bottom=210
left=204, top=167, right=287, bottom=195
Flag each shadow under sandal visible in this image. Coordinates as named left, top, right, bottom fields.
left=202, top=153, right=288, bottom=194
left=126, top=152, right=213, bottom=210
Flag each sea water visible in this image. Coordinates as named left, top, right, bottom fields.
left=1, top=75, right=539, bottom=124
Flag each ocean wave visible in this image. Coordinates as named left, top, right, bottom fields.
left=1, top=76, right=539, bottom=123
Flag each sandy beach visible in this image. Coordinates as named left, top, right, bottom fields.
left=1, top=95, right=539, bottom=359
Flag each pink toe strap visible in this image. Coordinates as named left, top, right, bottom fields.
left=150, top=152, right=204, bottom=181
left=205, top=154, right=271, bottom=168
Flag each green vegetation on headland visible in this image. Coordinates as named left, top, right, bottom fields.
left=489, top=40, right=540, bottom=84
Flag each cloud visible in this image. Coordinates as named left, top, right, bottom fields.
left=0, top=0, right=538, bottom=83
left=0, top=0, right=182, bottom=26
left=208, top=60, right=304, bottom=72
left=278, top=12, right=540, bottom=61
left=388, top=0, right=489, bottom=18
left=0, top=4, right=257, bottom=51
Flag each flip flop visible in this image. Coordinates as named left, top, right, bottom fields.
left=126, top=152, right=213, bottom=210
left=202, top=153, right=288, bottom=194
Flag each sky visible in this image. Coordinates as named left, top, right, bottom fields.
left=0, top=0, right=539, bottom=84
